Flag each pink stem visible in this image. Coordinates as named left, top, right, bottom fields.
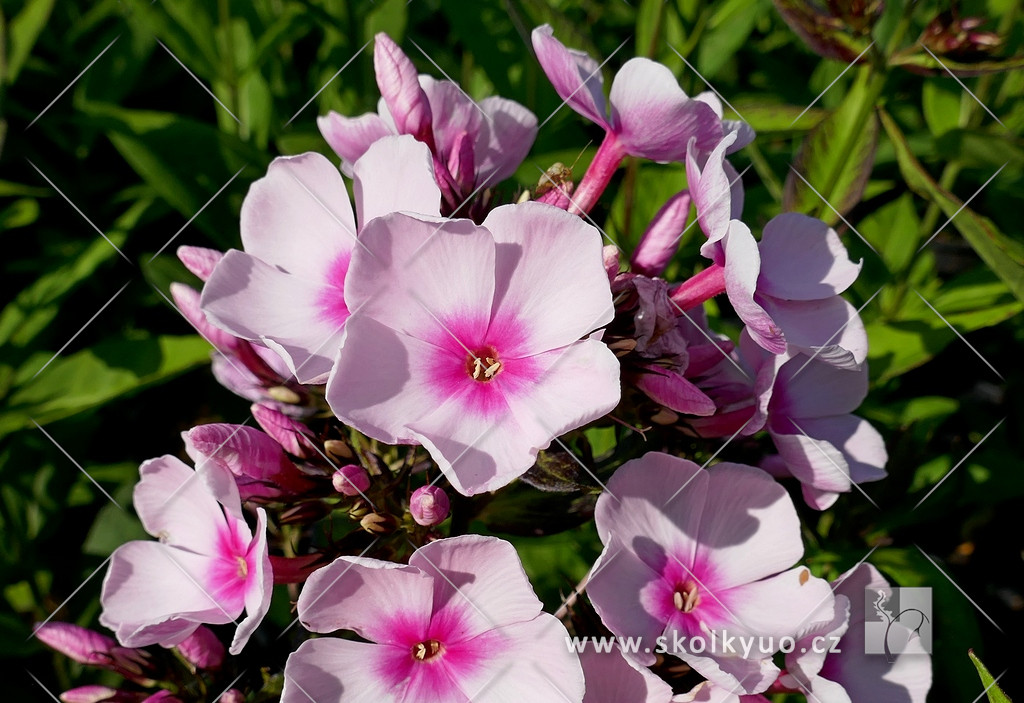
left=669, top=264, right=727, bottom=311
left=568, top=132, right=626, bottom=216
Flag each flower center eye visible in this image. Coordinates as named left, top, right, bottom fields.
left=412, top=639, right=444, bottom=661
left=236, top=556, right=249, bottom=580
left=465, top=347, right=502, bottom=382
left=673, top=582, right=699, bottom=613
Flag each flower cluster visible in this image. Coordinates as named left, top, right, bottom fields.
left=39, top=27, right=930, bottom=703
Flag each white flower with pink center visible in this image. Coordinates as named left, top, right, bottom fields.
left=327, top=201, right=621, bottom=495
left=99, top=456, right=271, bottom=655
left=281, top=535, right=584, bottom=702
left=201, top=135, right=441, bottom=384
left=587, top=452, right=835, bottom=694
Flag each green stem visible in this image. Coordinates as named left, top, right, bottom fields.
left=746, top=141, right=783, bottom=203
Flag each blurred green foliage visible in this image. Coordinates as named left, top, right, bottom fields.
left=2, top=0, right=1022, bottom=700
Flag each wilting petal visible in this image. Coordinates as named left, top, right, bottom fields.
left=485, top=202, right=614, bottom=354
left=757, top=213, right=862, bottom=300
left=410, top=536, right=543, bottom=639
left=318, top=111, right=394, bottom=166
left=352, top=135, right=441, bottom=224
left=609, top=59, right=723, bottom=162
left=531, top=25, right=608, bottom=128
left=298, top=555, right=433, bottom=644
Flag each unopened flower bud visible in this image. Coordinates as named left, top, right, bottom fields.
left=219, top=691, right=246, bottom=703
left=175, top=626, right=225, bottom=671
left=324, top=439, right=354, bottom=461
left=333, top=464, right=370, bottom=496
left=266, top=385, right=303, bottom=404
left=360, top=512, right=399, bottom=534
left=409, top=486, right=450, bottom=526
left=348, top=498, right=372, bottom=520
left=60, top=687, right=144, bottom=703
left=34, top=622, right=117, bottom=667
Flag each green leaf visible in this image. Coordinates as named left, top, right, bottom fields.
left=727, top=99, right=827, bottom=134
left=881, top=109, right=1024, bottom=302
left=0, top=198, right=148, bottom=348
left=867, top=268, right=1022, bottom=383
left=77, top=103, right=262, bottom=244
left=783, top=69, right=880, bottom=226
left=934, top=130, right=1024, bottom=171
left=697, top=0, right=765, bottom=78
left=365, top=0, right=408, bottom=43
left=0, top=335, right=212, bottom=438
left=969, top=650, right=1013, bottom=702
left=0, top=199, right=39, bottom=230
left=922, top=79, right=962, bottom=136
left=5, top=0, right=56, bottom=84
left=82, top=481, right=147, bottom=556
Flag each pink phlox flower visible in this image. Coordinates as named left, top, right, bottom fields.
left=99, top=455, right=271, bottom=655
left=327, top=201, right=621, bottom=495
left=781, top=563, right=932, bottom=702
left=281, top=535, right=585, bottom=702
left=201, top=135, right=442, bottom=385
left=587, top=452, right=835, bottom=694
left=318, top=33, right=537, bottom=209
left=742, top=338, right=887, bottom=510
left=531, top=25, right=751, bottom=164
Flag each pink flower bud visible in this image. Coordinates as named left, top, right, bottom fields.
left=373, top=33, right=434, bottom=146
left=332, top=464, right=370, bottom=496
left=142, top=693, right=182, bottom=703
left=35, top=622, right=116, bottom=667
left=59, top=687, right=145, bottom=703
left=176, top=246, right=223, bottom=282
left=219, top=691, right=246, bottom=703
left=251, top=402, right=319, bottom=459
left=630, top=190, right=691, bottom=277
left=409, top=486, right=450, bottom=526
left=175, top=626, right=225, bottom=671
